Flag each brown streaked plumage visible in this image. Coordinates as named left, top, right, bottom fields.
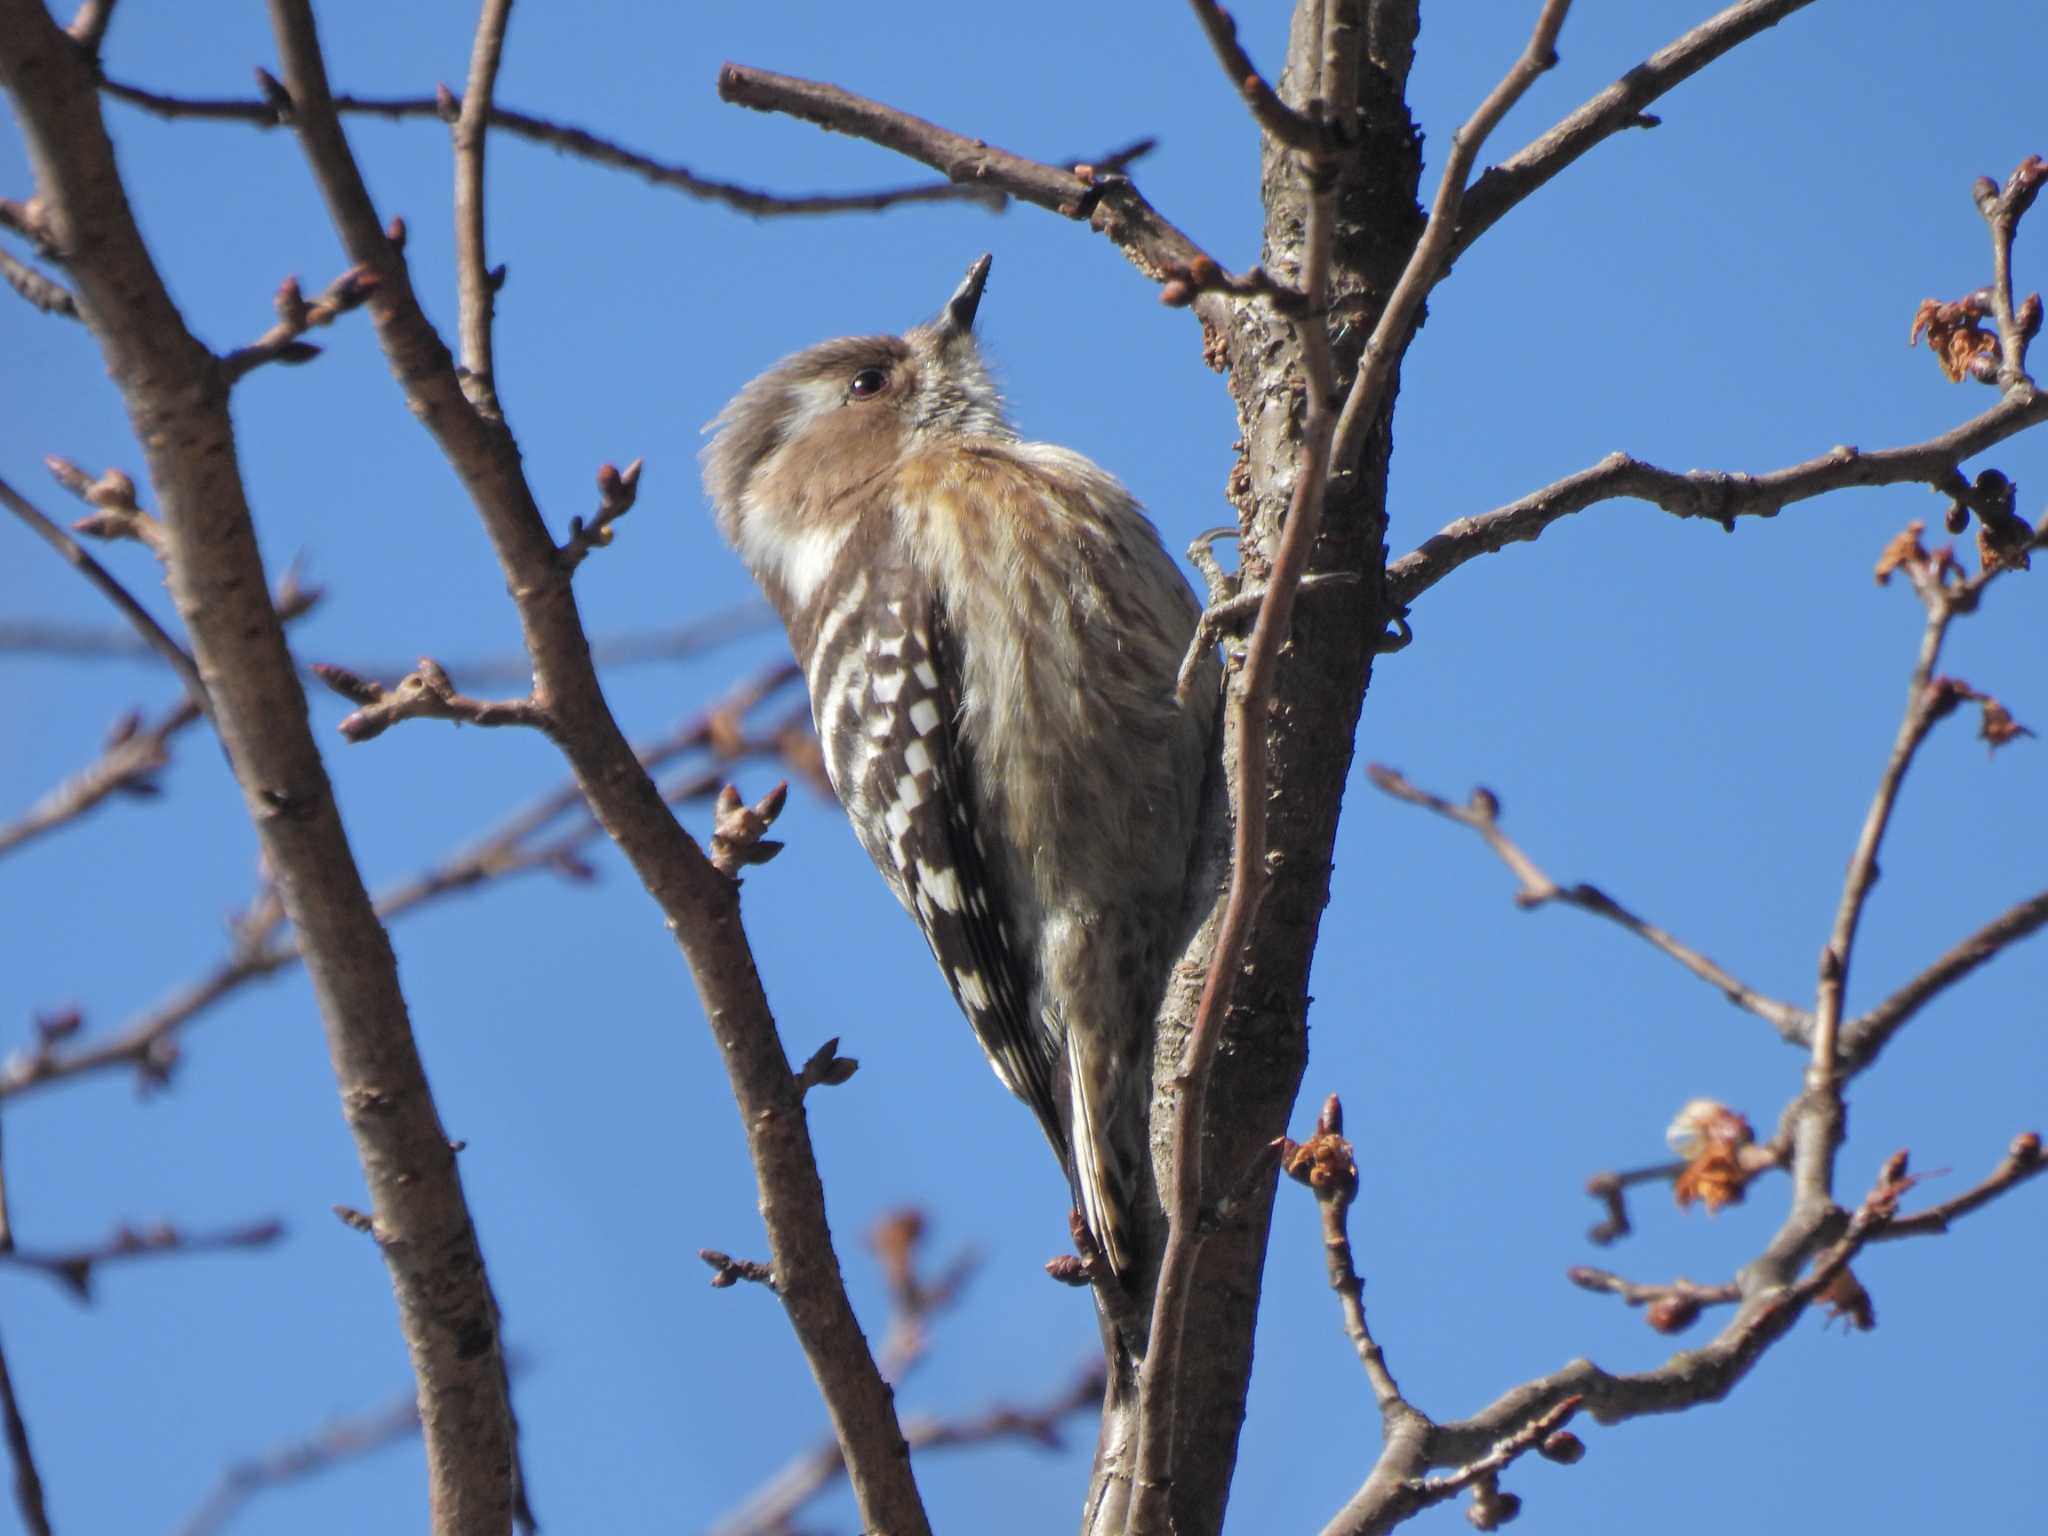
left=702, top=254, right=1216, bottom=1279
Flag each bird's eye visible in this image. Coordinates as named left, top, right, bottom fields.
left=849, top=368, right=890, bottom=400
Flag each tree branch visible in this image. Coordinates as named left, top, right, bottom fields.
left=1365, top=765, right=1810, bottom=1042
left=715, top=65, right=1218, bottom=301
left=0, top=1217, right=283, bottom=1301
left=1319, top=1141, right=2040, bottom=1535
left=171, top=1385, right=424, bottom=1536
left=1451, top=0, right=1820, bottom=264
left=1840, top=888, right=2048, bottom=1076
left=0, top=697, right=199, bottom=859
left=1184, top=0, right=1332, bottom=151
left=453, top=0, right=512, bottom=417
left=0, top=661, right=808, bottom=1101
left=0, top=242, right=76, bottom=317
left=98, top=75, right=1015, bottom=217
left=0, top=473, right=211, bottom=717
left=0, top=1329, right=50, bottom=1536
left=263, top=4, right=928, bottom=1528
left=0, top=10, right=515, bottom=1527
left=1875, top=1131, right=2044, bottom=1240
left=1386, top=388, right=2048, bottom=609
left=1328, top=0, right=1573, bottom=477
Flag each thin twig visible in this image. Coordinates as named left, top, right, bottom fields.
left=0, top=244, right=77, bottom=317
left=1801, top=562, right=1959, bottom=1208
left=0, top=1218, right=283, bottom=1300
left=1875, top=1131, right=2044, bottom=1240
left=1581, top=1160, right=1688, bottom=1245
left=1565, top=1265, right=1741, bottom=1332
left=171, top=1386, right=422, bottom=1536
left=0, top=1329, right=50, bottom=1536
left=1840, top=888, right=2048, bottom=1076
left=220, top=264, right=380, bottom=382
left=311, top=656, right=551, bottom=742
left=1287, top=1096, right=1405, bottom=1410
left=0, top=698, right=200, bottom=859
left=1184, top=0, right=1331, bottom=151
left=0, top=602, right=772, bottom=683
left=708, top=1362, right=1106, bottom=1536
left=1320, top=1141, right=2041, bottom=1535
left=1328, top=0, right=1573, bottom=479
left=99, top=76, right=1013, bottom=217
left=0, top=663, right=807, bottom=1100
left=1386, top=392, right=2048, bottom=608
left=716, top=66, right=1217, bottom=303
left=1971, top=157, right=2046, bottom=391
left=0, top=473, right=211, bottom=719
left=1451, top=0, right=1820, bottom=264
left=454, top=0, right=513, bottom=417
left=1365, top=765, right=1809, bottom=1041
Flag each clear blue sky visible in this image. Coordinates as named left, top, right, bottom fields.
left=3, top=3, right=2043, bottom=1533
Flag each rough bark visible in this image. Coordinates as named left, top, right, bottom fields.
left=1100, top=3, right=1425, bottom=1531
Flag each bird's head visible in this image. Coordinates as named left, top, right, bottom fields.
left=702, top=255, right=1011, bottom=596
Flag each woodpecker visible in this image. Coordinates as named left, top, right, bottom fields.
left=701, top=255, right=1215, bottom=1276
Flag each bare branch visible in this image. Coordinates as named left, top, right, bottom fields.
left=0, top=1329, right=50, bottom=1536
left=1322, top=1142, right=2041, bottom=1534
left=1184, top=0, right=1331, bottom=151
left=1580, top=1160, right=1687, bottom=1245
left=99, top=75, right=1012, bottom=217
left=1876, top=1130, right=2044, bottom=1240
left=312, top=657, right=551, bottom=742
left=265, top=4, right=928, bottom=1525
left=0, top=662, right=808, bottom=1100
left=1329, top=0, right=1574, bottom=477
left=1971, top=156, right=2047, bottom=390
left=698, top=1249, right=779, bottom=1291
left=1841, top=888, right=2048, bottom=1076
left=1801, top=553, right=1972, bottom=1209
left=220, top=264, right=380, bottom=382
left=559, top=458, right=641, bottom=569
left=1130, top=16, right=1347, bottom=1515
left=1565, top=1265, right=1741, bottom=1333
left=2, top=23, right=515, bottom=1516
left=716, top=65, right=1217, bottom=301
left=0, top=243, right=76, bottom=317
left=172, top=1386, right=422, bottom=1536
left=1386, top=389, right=2048, bottom=608
left=1283, top=1095, right=1407, bottom=1410
left=453, top=0, right=513, bottom=417
left=1366, top=765, right=1809, bottom=1041
left=710, top=1362, right=1105, bottom=1536
left=1452, top=0, right=1820, bottom=264
left=0, top=473, right=210, bottom=718
left=0, top=698, right=200, bottom=859
left=0, top=1218, right=283, bottom=1301
left=0, top=602, right=772, bottom=687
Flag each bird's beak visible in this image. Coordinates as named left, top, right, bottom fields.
left=939, top=253, right=993, bottom=337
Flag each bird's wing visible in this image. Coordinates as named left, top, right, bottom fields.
left=811, top=567, right=1060, bottom=1146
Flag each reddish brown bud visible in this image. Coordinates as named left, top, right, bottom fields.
left=1538, top=1430, right=1585, bottom=1465
left=1646, top=1294, right=1702, bottom=1333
